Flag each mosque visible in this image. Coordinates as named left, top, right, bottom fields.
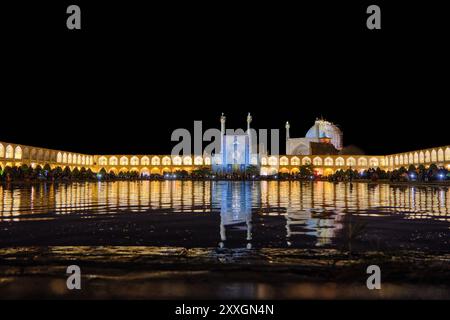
left=0, top=114, right=449, bottom=177
left=286, top=118, right=343, bottom=155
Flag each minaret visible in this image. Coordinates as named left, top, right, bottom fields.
left=285, top=121, right=290, bottom=140
left=220, top=113, right=226, bottom=166
left=247, top=113, right=252, bottom=157
left=285, top=121, right=290, bottom=155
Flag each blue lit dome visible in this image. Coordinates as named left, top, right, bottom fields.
left=305, top=119, right=343, bottom=150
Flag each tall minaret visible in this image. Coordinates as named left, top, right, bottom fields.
left=247, top=112, right=252, bottom=156
left=220, top=113, right=226, bottom=165
left=285, top=121, right=290, bottom=155
left=285, top=121, right=290, bottom=140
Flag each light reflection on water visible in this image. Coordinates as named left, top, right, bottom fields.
left=0, top=181, right=449, bottom=247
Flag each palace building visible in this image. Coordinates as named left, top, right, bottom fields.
left=1, top=115, right=449, bottom=176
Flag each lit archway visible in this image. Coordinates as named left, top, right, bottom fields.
left=173, top=156, right=182, bottom=165
left=151, top=167, right=161, bottom=175
left=99, top=157, right=107, bottom=166
left=347, top=157, right=356, bottom=167
left=120, top=156, right=129, bottom=166
left=14, top=146, right=22, bottom=160
left=291, top=157, right=300, bottom=166
left=438, top=149, right=444, bottom=162
left=268, top=156, right=278, bottom=166
left=5, top=145, right=14, bottom=159
left=194, top=156, right=203, bottom=165
left=141, top=156, right=150, bottom=166
left=302, top=157, right=311, bottom=165
left=280, top=167, right=289, bottom=174
left=313, top=157, right=322, bottom=166
left=336, top=157, right=344, bottom=166
left=358, top=158, right=367, bottom=167
left=183, top=156, right=192, bottom=165
left=151, top=156, right=160, bottom=165
left=431, top=149, right=437, bottom=162
left=162, top=157, right=171, bottom=165
left=109, top=157, right=118, bottom=165
left=130, top=157, right=139, bottom=166
left=119, top=167, right=129, bottom=173
left=369, top=158, right=379, bottom=167
left=425, top=150, right=431, bottom=163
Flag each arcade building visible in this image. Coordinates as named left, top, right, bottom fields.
left=1, top=114, right=449, bottom=176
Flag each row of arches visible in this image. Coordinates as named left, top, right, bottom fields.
left=103, top=167, right=192, bottom=175
left=0, top=143, right=91, bottom=166
left=97, top=156, right=212, bottom=166
left=260, top=156, right=382, bottom=167
left=56, top=152, right=93, bottom=166
left=386, top=147, right=450, bottom=167
left=262, top=167, right=343, bottom=176
left=0, top=144, right=22, bottom=159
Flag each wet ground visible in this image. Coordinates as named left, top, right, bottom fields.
left=1, top=181, right=449, bottom=299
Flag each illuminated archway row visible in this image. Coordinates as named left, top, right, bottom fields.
left=261, top=167, right=338, bottom=176
left=385, top=146, right=450, bottom=169
left=259, top=155, right=383, bottom=167
left=0, top=141, right=92, bottom=168
left=104, top=167, right=191, bottom=175
left=96, top=155, right=212, bottom=166
left=1, top=140, right=449, bottom=174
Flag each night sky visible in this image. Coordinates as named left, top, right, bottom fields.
left=1, top=1, right=448, bottom=155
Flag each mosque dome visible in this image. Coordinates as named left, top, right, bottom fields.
left=305, top=119, right=343, bottom=150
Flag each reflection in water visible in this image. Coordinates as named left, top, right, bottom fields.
left=212, top=182, right=257, bottom=249
left=0, top=181, right=449, bottom=247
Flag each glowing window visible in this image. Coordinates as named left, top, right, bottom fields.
left=141, top=157, right=150, bottom=165
left=120, top=157, right=129, bottom=165
left=130, top=156, right=139, bottom=165
left=99, top=157, right=107, bottom=166
left=290, top=157, right=300, bottom=166
left=151, top=157, right=160, bottom=165
left=14, top=146, right=22, bottom=160
left=162, top=157, right=171, bottom=165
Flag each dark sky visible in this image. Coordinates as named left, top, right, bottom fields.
left=1, top=1, right=448, bottom=155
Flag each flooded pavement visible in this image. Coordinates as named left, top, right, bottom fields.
left=1, top=181, right=450, bottom=299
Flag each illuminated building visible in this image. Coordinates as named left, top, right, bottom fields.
left=211, top=113, right=255, bottom=174
left=0, top=115, right=449, bottom=176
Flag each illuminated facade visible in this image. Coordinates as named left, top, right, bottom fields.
left=212, top=113, right=255, bottom=174
left=286, top=118, right=344, bottom=155
left=1, top=115, right=449, bottom=176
